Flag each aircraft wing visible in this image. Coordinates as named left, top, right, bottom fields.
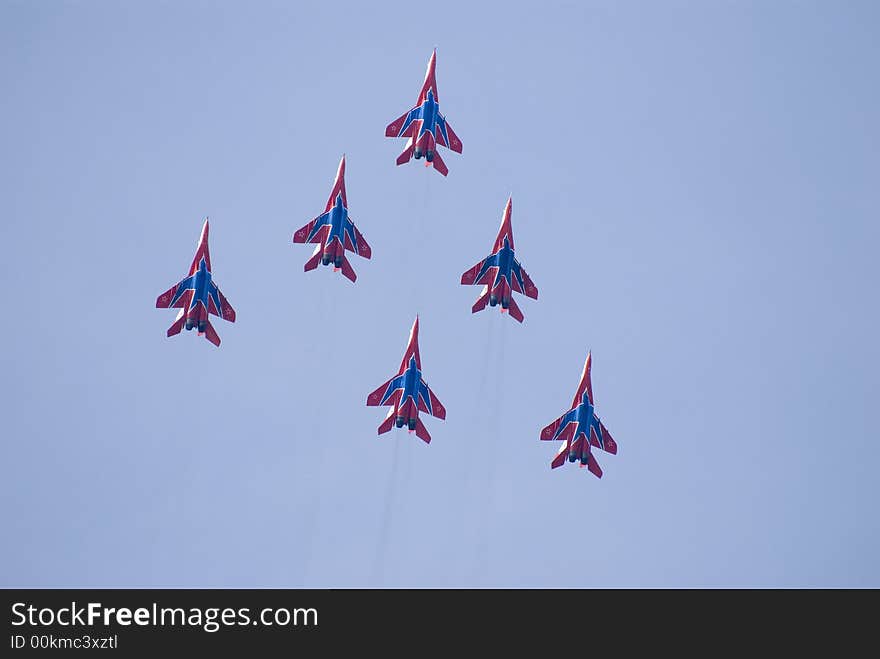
left=386, top=106, right=420, bottom=138
left=460, top=260, right=485, bottom=286
left=342, top=217, right=372, bottom=259
left=510, top=260, right=538, bottom=299
left=435, top=115, right=463, bottom=153
left=366, top=374, right=405, bottom=407
left=206, top=280, right=236, bottom=322
left=156, top=279, right=192, bottom=309
left=157, top=275, right=198, bottom=309
left=417, top=379, right=446, bottom=420
left=540, top=408, right=578, bottom=441
left=293, top=211, right=331, bottom=244
left=590, top=417, right=618, bottom=454
left=461, top=254, right=498, bottom=286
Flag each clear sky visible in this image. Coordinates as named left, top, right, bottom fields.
left=1, top=1, right=878, bottom=587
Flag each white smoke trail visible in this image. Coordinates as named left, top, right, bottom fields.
left=371, top=435, right=402, bottom=585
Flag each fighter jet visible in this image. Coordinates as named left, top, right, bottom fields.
left=385, top=49, right=462, bottom=176
left=540, top=352, right=618, bottom=477
left=461, top=197, right=538, bottom=322
left=293, top=155, right=372, bottom=283
left=366, top=316, right=446, bottom=443
left=156, top=219, right=236, bottom=347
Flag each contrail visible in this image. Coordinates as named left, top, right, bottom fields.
left=371, top=435, right=401, bottom=585
left=298, top=283, right=334, bottom=586
left=405, top=171, right=432, bottom=304
left=470, top=308, right=495, bottom=423
left=471, top=313, right=508, bottom=585
left=298, top=406, right=330, bottom=587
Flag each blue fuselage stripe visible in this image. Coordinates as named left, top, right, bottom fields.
left=309, top=195, right=357, bottom=252
left=380, top=357, right=426, bottom=415
left=400, top=90, right=448, bottom=145
left=171, top=258, right=220, bottom=313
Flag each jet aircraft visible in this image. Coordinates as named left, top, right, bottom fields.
left=366, top=316, right=446, bottom=443
left=461, top=197, right=538, bottom=322
left=385, top=49, right=462, bottom=176
left=293, top=155, right=372, bottom=283
left=156, top=219, right=236, bottom=347
left=540, top=352, right=618, bottom=477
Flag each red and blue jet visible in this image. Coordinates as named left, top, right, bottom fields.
left=385, top=49, right=462, bottom=176
left=366, top=316, right=446, bottom=443
left=156, top=219, right=236, bottom=347
left=293, top=155, right=372, bottom=283
left=540, top=352, right=618, bottom=477
left=461, top=197, right=538, bottom=323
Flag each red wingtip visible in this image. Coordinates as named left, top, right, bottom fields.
left=333, top=267, right=340, bottom=272
left=501, top=308, right=508, bottom=314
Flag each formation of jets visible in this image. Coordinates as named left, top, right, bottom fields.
left=155, top=50, right=619, bottom=477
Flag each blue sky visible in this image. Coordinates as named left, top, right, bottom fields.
left=1, top=0, right=878, bottom=587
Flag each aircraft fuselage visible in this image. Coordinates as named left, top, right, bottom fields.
left=395, top=358, right=423, bottom=430
left=413, top=91, right=440, bottom=161
left=489, top=243, right=517, bottom=308
left=321, top=195, right=349, bottom=268
left=184, top=260, right=214, bottom=331
left=568, top=395, right=597, bottom=464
